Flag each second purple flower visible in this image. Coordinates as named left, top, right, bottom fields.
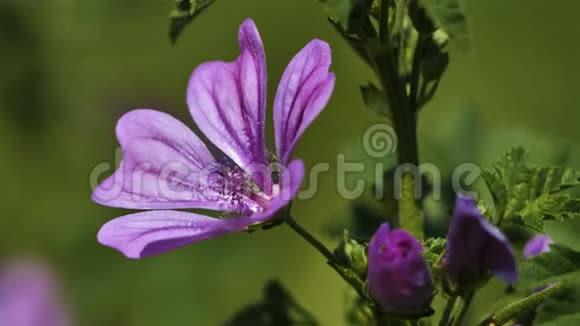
left=445, top=195, right=518, bottom=289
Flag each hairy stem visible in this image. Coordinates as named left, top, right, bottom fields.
left=284, top=215, right=335, bottom=263
left=285, top=215, right=370, bottom=301
left=371, top=7, right=422, bottom=237
left=372, top=49, right=419, bottom=166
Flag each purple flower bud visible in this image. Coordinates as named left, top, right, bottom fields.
left=445, top=195, right=517, bottom=286
left=523, top=234, right=553, bottom=259
left=367, top=223, right=433, bottom=316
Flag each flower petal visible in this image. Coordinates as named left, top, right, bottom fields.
left=446, top=195, right=517, bottom=284
left=92, top=109, right=261, bottom=214
left=369, top=223, right=391, bottom=259
left=247, top=159, right=305, bottom=224
left=186, top=19, right=268, bottom=185
left=483, top=224, right=518, bottom=283
left=97, top=210, right=251, bottom=259
left=524, top=234, right=553, bottom=259
left=274, top=39, right=335, bottom=163
left=97, top=161, right=305, bottom=259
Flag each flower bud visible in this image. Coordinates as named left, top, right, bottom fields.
left=445, top=195, right=517, bottom=288
left=523, top=234, right=553, bottom=259
left=367, top=223, right=433, bottom=316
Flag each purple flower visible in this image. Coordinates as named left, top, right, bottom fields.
left=367, top=223, right=433, bottom=316
left=0, top=260, right=70, bottom=326
left=524, top=234, right=553, bottom=259
left=445, top=195, right=517, bottom=286
left=92, top=19, right=335, bottom=259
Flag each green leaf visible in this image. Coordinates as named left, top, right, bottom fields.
left=360, top=83, right=390, bottom=118
left=169, top=0, right=216, bottom=43
left=482, top=147, right=580, bottom=231
left=518, top=195, right=580, bottom=231
left=420, top=40, right=449, bottom=83
left=482, top=147, right=527, bottom=219
left=417, top=33, right=449, bottom=108
left=333, top=230, right=368, bottom=278
left=329, top=230, right=370, bottom=301
left=517, top=245, right=580, bottom=325
left=519, top=245, right=580, bottom=290
left=421, top=237, right=446, bottom=267
left=418, top=0, right=470, bottom=50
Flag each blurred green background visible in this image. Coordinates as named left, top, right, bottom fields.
left=1, top=0, right=579, bottom=325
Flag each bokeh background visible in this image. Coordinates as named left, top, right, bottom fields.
left=1, top=0, right=579, bottom=325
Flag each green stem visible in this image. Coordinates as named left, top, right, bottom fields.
left=285, top=215, right=369, bottom=300
left=451, top=293, right=475, bottom=326
left=378, top=0, right=390, bottom=44
left=399, top=171, right=424, bottom=239
left=371, top=1, right=423, bottom=238
left=373, top=47, right=422, bottom=237
left=438, top=296, right=457, bottom=326
left=284, top=215, right=335, bottom=263
left=372, top=49, right=419, bottom=166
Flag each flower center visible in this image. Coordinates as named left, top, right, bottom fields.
left=250, top=184, right=280, bottom=208
left=205, top=162, right=278, bottom=215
